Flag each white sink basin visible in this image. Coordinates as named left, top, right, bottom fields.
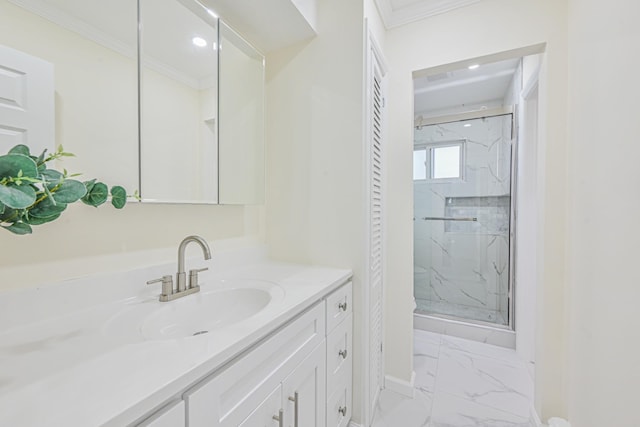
left=142, top=287, right=270, bottom=340
left=102, top=279, right=284, bottom=341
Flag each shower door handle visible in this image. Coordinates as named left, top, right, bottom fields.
left=422, top=216, right=477, bottom=222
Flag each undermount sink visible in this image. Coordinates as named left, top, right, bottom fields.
left=102, top=279, right=284, bottom=341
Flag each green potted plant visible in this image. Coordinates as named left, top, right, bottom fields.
left=0, top=144, right=131, bottom=235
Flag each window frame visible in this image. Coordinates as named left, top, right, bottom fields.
left=413, top=139, right=465, bottom=182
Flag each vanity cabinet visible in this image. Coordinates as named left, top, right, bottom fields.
left=136, top=281, right=352, bottom=427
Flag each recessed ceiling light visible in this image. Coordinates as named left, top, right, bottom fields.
left=468, top=64, right=480, bottom=70
left=192, top=37, right=207, bottom=47
left=463, top=123, right=472, bottom=127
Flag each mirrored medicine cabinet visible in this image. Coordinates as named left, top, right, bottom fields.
left=0, top=0, right=265, bottom=205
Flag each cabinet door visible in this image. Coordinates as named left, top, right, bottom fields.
left=136, top=400, right=185, bottom=427
left=238, top=385, right=282, bottom=427
left=185, top=303, right=325, bottom=427
left=282, top=342, right=326, bottom=427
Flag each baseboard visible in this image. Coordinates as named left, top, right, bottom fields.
left=384, top=371, right=416, bottom=398
left=348, top=422, right=362, bottom=427
left=530, top=406, right=542, bottom=427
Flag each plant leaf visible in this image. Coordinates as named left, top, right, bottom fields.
left=29, top=196, right=67, bottom=218
left=41, top=169, right=64, bottom=186
left=2, top=222, right=32, bottom=235
left=0, top=207, right=17, bottom=222
left=24, top=213, right=61, bottom=225
left=8, top=145, right=31, bottom=156
left=0, top=183, right=37, bottom=209
left=81, top=182, right=108, bottom=207
left=0, top=154, right=38, bottom=180
left=83, top=179, right=97, bottom=194
left=52, top=179, right=87, bottom=204
left=110, top=186, right=127, bottom=209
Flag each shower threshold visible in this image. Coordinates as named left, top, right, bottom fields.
left=414, top=312, right=515, bottom=349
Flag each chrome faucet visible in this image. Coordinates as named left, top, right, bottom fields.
left=177, top=235, right=212, bottom=292
left=147, top=235, right=212, bottom=302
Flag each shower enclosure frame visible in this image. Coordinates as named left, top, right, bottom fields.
left=413, top=106, right=518, bottom=333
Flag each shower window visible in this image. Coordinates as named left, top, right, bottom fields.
left=413, top=141, right=464, bottom=181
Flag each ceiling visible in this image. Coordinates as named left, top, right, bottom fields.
left=413, top=57, right=520, bottom=118
left=374, top=0, right=482, bottom=28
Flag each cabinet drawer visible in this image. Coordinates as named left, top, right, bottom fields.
left=185, top=302, right=325, bottom=427
left=136, top=400, right=185, bottom=427
left=326, top=281, right=352, bottom=333
left=326, top=313, right=352, bottom=394
left=326, top=381, right=352, bottom=427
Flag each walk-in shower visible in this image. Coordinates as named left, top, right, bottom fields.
left=413, top=112, right=514, bottom=329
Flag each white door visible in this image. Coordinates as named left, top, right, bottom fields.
left=282, top=343, right=326, bottom=427
left=238, top=385, right=283, bottom=427
left=0, top=44, right=54, bottom=154
left=369, top=59, right=384, bottom=419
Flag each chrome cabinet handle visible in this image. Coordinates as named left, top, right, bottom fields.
left=272, top=409, right=283, bottom=427
left=338, top=406, right=347, bottom=417
left=288, top=392, right=299, bottom=427
left=338, top=301, right=348, bottom=311
left=339, top=349, right=348, bottom=359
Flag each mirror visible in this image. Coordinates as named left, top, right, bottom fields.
left=1, top=0, right=265, bottom=205
left=0, top=0, right=139, bottom=193
left=218, top=22, right=265, bottom=204
left=139, top=0, right=219, bottom=203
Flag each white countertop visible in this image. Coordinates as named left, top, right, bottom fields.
left=0, top=258, right=351, bottom=426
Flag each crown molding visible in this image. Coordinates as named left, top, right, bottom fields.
left=374, top=0, right=481, bottom=29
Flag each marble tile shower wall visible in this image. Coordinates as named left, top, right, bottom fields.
left=414, top=115, right=512, bottom=325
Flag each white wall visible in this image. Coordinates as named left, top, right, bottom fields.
left=566, top=0, right=640, bottom=425
left=265, top=0, right=367, bottom=421
left=0, top=1, right=252, bottom=290
left=385, top=0, right=569, bottom=419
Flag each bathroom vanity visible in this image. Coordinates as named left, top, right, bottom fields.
left=0, top=248, right=352, bottom=427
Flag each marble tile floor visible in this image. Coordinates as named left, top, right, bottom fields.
left=372, top=329, right=534, bottom=427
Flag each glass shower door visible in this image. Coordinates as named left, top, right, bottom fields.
left=413, top=114, right=513, bottom=327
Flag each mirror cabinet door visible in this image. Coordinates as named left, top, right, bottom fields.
left=218, top=22, right=265, bottom=205
left=139, top=0, right=219, bottom=203
left=0, top=0, right=139, bottom=193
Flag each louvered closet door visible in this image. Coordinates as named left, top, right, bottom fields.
left=369, top=59, right=384, bottom=418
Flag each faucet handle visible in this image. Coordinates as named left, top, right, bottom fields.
left=188, top=267, right=208, bottom=289
left=147, top=275, right=174, bottom=299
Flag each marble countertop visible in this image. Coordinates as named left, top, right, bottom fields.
left=0, top=258, right=351, bottom=426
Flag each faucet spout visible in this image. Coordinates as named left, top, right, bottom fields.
left=177, top=235, right=211, bottom=291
